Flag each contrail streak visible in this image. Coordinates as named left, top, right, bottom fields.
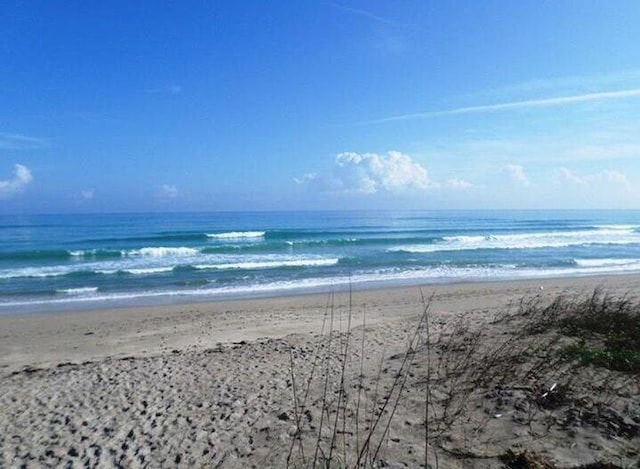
left=364, top=88, right=640, bottom=124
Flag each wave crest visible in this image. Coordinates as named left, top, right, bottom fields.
left=127, top=247, right=199, bottom=257
left=206, top=231, right=265, bottom=239
left=194, top=258, right=339, bottom=271
left=390, top=228, right=640, bottom=253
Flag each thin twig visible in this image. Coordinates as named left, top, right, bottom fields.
left=286, top=347, right=304, bottom=467
left=313, top=290, right=335, bottom=469
left=357, top=298, right=430, bottom=466
left=329, top=283, right=353, bottom=465
left=355, top=304, right=366, bottom=460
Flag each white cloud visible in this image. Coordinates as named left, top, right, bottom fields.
left=557, top=167, right=631, bottom=188
left=330, top=151, right=430, bottom=194
left=293, top=173, right=318, bottom=185
left=603, top=169, right=630, bottom=185
left=558, top=167, right=586, bottom=185
left=505, top=164, right=531, bottom=186
left=296, top=152, right=480, bottom=195
left=446, top=178, right=473, bottom=190
left=160, top=184, right=178, bottom=198
left=0, top=133, right=47, bottom=150
left=0, top=164, right=33, bottom=198
left=81, top=189, right=95, bottom=200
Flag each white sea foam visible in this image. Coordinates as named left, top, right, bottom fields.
left=56, top=287, right=98, bottom=295
left=574, top=258, right=640, bottom=268
left=0, top=258, right=180, bottom=279
left=593, top=224, right=639, bottom=230
left=68, top=249, right=118, bottom=257
left=391, top=228, right=640, bottom=253
left=0, top=253, right=336, bottom=280
left=127, top=247, right=199, bottom=257
left=127, top=267, right=175, bottom=275
left=96, top=266, right=175, bottom=275
left=193, top=258, right=339, bottom=271
left=206, top=231, right=266, bottom=239
left=0, top=266, right=73, bottom=279
left=5, top=258, right=640, bottom=310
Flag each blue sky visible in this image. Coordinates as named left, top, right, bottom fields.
left=2, top=0, right=640, bottom=212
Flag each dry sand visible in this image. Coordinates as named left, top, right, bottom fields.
left=1, top=275, right=639, bottom=468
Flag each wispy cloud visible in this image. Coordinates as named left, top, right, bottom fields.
left=80, top=189, right=95, bottom=201
left=364, top=88, right=640, bottom=124
left=293, top=173, right=318, bottom=185
left=464, top=69, right=640, bottom=101
left=146, top=84, right=182, bottom=95
left=558, top=167, right=631, bottom=188
left=0, top=133, right=48, bottom=150
left=558, top=167, right=586, bottom=185
left=446, top=178, right=473, bottom=190
left=328, top=3, right=399, bottom=26
left=0, top=164, right=33, bottom=198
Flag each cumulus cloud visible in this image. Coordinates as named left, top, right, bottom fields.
left=505, top=164, right=531, bottom=186
left=0, top=164, right=33, bottom=198
left=296, top=151, right=431, bottom=194
left=160, top=184, right=178, bottom=198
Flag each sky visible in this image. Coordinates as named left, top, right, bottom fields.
left=2, top=0, right=640, bottom=213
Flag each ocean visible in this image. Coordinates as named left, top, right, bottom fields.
left=2, top=210, right=640, bottom=313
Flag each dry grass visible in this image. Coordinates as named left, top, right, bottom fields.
left=285, top=289, right=640, bottom=468
left=519, top=289, right=640, bottom=372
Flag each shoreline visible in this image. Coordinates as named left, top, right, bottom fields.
left=1, top=273, right=639, bottom=374
left=3, top=268, right=640, bottom=316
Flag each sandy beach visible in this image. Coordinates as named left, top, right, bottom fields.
left=6, top=0, right=640, bottom=466
left=1, top=275, right=639, bottom=468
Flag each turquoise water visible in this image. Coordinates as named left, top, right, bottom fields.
left=2, top=210, right=640, bottom=313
